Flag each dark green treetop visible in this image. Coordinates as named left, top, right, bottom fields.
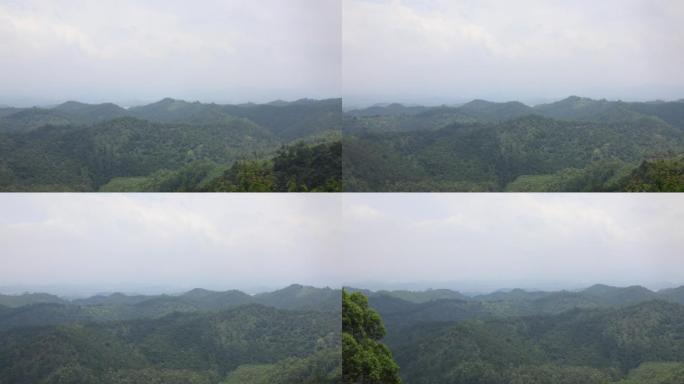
left=342, top=290, right=401, bottom=384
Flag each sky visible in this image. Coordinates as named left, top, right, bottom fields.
left=343, top=0, right=684, bottom=107
left=0, top=194, right=342, bottom=295
left=2, top=194, right=682, bottom=296
left=341, top=194, right=684, bottom=292
left=0, top=0, right=341, bottom=106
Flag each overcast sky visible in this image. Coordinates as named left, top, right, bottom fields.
left=0, top=194, right=341, bottom=295
left=344, top=0, right=684, bottom=106
left=2, top=194, right=682, bottom=296
left=0, top=0, right=341, bottom=106
left=341, top=194, right=684, bottom=292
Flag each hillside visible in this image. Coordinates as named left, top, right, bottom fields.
left=343, top=97, right=684, bottom=191
left=391, top=301, right=684, bottom=384
left=0, top=285, right=341, bottom=332
left=0, top=98, right=341, bottom=191
left=0, top=285, right=341, bottom=384
left=0, top=305, right=340, bottom=384
left=354, top=285, right=684, bottom=383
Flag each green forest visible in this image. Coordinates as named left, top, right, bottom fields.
left=0, top=285, right=341, bottom=384
left=349, top=285, right=684, bottom=384
left=0, top=98, right=341, bottom=192
left=4, top=96, right=684, bottom=192
left=343, top=97, right=684, bottom=191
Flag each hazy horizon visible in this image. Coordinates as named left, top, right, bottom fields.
left=0, top=95, right=342, bottom=109
left=0, top=282, right=336, bottom=299
left=0, top=0, right=341, bottom=107
left=344, top=0, right=684, bottom=107
left=341, top=194, right=684, bottom=290
left=343, top=94, right=684, bottom=110
left=2, top=279, right=679, bottom=300
left=3, top=194, right=682, bottom=295
left=0, top=194, right=342, bottom=293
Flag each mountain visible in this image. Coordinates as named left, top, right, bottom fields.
left=0, top=304, right=340, bottom=384
left=344, top=113, right=684, bottom=191
left=255, top=284, right=341, bottom=312
left=0, top=107, right=74, bottom=133
left=533, top=96, right=647, bottom=123
left=53, top=101, right=129, bottom=123
left=0, top=98, right=341, bottom=192
left=582, top=284, right=659, bottom=305
left=376, top=288, right=469, bottom=303
left=128, top=98, right=217, bottom=122
left=0, top=286, right=342, bottom=331
left=458, top=99, right=534, bottom=121
left=391, top=301, right=684, bottom=384
left=658, top=286, right=684, bottom=304
left=221, top=98, right=342, bottom=140
left=0, top=292, right=66, bottom=307
left=353, top=285, right=684, bottom=383
left=343, top=96, right=684, bottom=191
left=1, top=116, right=277, bottom=191
left=346, top=103, right=430, bottom=118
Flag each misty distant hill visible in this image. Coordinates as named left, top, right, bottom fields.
left=351, top=284, right=684, bottom=333
left=0, top=284, right=341, bottom=331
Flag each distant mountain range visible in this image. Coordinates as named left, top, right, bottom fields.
left=0, top=284, right=341, bottom=331
left=0, top=98, right=340, bottom=138
left=346, top=96, right=684, bottom=128
left=0, top=284, right=341, bottom=383
left=344, top=96, right=684, bottom=191
left=348, top=284, right=684, bottom=331
left=352, top=284, right=684, bottom=384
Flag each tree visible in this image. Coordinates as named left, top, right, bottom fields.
left=342, top=290, right=401, bottom=384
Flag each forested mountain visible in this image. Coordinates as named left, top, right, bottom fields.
left=0, top=285, right=341, bottom=331
left=0, top=98, right=341, bottom=191
left=0, top=285, right=341, bottom=384
left=343, top=97, right=684, bottom=191
left=355, top=285, right=684, bottom=383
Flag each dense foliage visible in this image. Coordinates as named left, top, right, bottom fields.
left=344, top=97, right=684, bottom=191
left=0, top=285, right=341, bottom=384
left=342, top=290, right=401, bottom=384
left=0, top=98, right=341, bottom=191
left=354, top=285, right=684, bottom=384
left=0, top=285, right=341, bottom=331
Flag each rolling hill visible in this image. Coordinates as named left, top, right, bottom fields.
left=343, top=97, right=684, bottom=191
left=0, top=285, right=341, bottom=384
left=0, top=98, right=341, bottom=191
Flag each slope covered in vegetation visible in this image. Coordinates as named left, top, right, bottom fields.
left=343, top=98, right=684, bottom=191
left=0, top=98, right=341, bottom=191
left=0, top=285, right=341, bottom=384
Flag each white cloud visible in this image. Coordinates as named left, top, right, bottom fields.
left=340, top=194, right=684, bottom=290
left=0, top=194, right=342, bottom=291
left=344, top=0, right=684, bottom=105
left=0, top=0, right=341, bottom=105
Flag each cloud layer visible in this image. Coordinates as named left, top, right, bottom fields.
left=2, top=193, right=681, bottom=293
left=344, top=0, right=684, bottom=105
left=341, top=194, right=684, bottom=291
left=0, top=194, right=341, bottom=292
left=0, top=0, right=341, bottom=105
